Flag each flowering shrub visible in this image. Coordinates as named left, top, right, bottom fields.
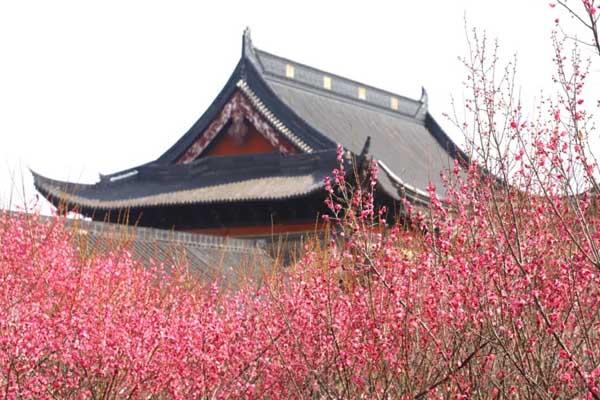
left=3, top=159, right=598, bottom=399
left=1, top=4, right=599, bottom=398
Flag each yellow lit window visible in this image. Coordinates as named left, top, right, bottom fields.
left=323, top=76, right=332, bottom=90
left=390, top=97, right=399, bottom=110
left=358, top=87, right=366, bottom=100
left=285, top=64, right=295, bottom=79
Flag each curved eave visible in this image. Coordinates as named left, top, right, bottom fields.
left=35, top=175, right=327, bottom=211
left=33, top=170, right=328, bottom=211
left=31, top=151, right=342, bottom=211
left=424, top=112, right=469, bottom=166
left=32, top=170, right=94, bottom=210
left=375, top=160, right=431, bottom=207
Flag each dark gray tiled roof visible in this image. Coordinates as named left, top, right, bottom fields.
left=32, top=151, right=338, bottom=209
left=72, top=219, right=271, bottom=280
left=261, top=79, right=452, bottom=198
left=240, top=29, right=464, bottom=199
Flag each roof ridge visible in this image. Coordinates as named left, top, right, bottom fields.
left=264, top=74, right=427, bottom=126
left=256, top=49, right=422, bottom=104
left=253, top=48, right=427, bottom=120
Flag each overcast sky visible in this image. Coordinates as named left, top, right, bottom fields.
left=0, top=0, right=595, bottom=211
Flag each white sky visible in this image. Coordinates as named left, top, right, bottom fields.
left=0, top=0, right=596, bottom=211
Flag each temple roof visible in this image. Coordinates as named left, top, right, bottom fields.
left=33, top=151, right=339, bottom=209
left=153, top=29, right=464, bottom=198
left=33, top=28, right=464, bottom=214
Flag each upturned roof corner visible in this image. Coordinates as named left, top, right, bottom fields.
left=241, top=27, right=262, bottom=75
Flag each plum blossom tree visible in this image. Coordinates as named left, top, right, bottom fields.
left=0, top=3, right=598, bottom=399
left=553, top=0, right=600, bottom=57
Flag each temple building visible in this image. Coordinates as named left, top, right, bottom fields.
left=32, top=29, right=465, bottom=238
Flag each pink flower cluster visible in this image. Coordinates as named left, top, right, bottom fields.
left=3, top=151, right=599, bottom=399
left=1, top=6, right=599, bottom=397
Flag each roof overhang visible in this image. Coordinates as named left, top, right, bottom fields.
left=32, top=151, right=342, bottom=211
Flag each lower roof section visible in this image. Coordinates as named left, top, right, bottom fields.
left=32, top=150, right=340, bottom=211
left=2, top=211, right=272, bottom=280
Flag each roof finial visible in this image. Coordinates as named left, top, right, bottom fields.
left=420, top=86, right=428, bottom=106
left=415, top=86, right=428, bottom=118
left=359, top=136, right=371, bottom=160
left=242, top=27, right=253, bottom=57
left=357, top=136, right=373, bottom=185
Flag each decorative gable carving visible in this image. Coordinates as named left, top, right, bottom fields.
left=177, top=91, right=297, bottom=164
